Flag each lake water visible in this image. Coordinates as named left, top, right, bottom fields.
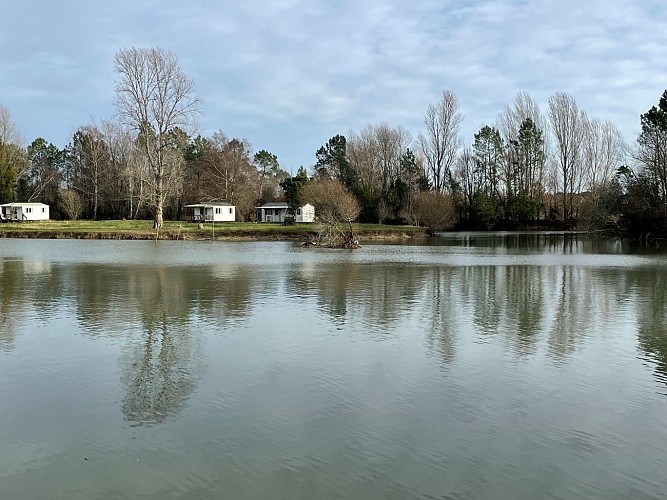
left=1, top=234, right=666, bottom=499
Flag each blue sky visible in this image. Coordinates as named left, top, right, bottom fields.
left=1, top=0, right=665, bottom=171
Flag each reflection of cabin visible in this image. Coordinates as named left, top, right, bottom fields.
left=257, top=202, right=315, bottom=223
left=183, top=202, right=236, bottom=222
left=0, top=202, right=50, bottom=221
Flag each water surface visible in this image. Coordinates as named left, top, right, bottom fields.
left=1, top=234, right=666, bottom=499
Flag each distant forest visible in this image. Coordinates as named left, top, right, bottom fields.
left=1, top=47, right=666, bottom=238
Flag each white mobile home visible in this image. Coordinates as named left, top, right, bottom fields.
left=184, top=202, right=236, bottom=222
left=0, top=202, right=50, bottom=221
left=257, top=202, right=315, bottom=223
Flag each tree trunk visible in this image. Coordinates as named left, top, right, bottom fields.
left=154, top=175, right=163, bottom=229
left=94, top=178, right=98, bottom=220
left=154, top=200, right=163, bottom=229
left=345, top=220, right=360, bottom=248
left=154, top=164, right=164, bottom=229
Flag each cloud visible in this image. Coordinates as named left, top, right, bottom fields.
left=1, top=0, right=665, bottom=167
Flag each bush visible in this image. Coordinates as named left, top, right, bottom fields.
left=414, top=191, right=456, bottom=235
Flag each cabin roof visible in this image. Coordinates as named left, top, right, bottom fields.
left=258, top=202, right=289, bottom=209
left=0, top=202, right=49, bottom=207
left=184, top=202, right=234, bottom=208
left=257, top=202, right=314, bottom=209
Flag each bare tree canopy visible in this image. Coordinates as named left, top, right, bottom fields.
left=347, top=122, right=413, bottom=220
left=0, top=105, right=23, bottom=146
left=414, top=190, right=456, bottom=235
left=548, top=92, right=584, bottom=220
left=113, top=47, right=201, bottom=228
left=302, top=179, right=361, bottom=248
left=0, top=105, right=27, bottom=202
left=419, top=90, right=463, bottom=193
left=497, top=92, right=545, bottom=144
left=582, top=116, right=626, bottom=197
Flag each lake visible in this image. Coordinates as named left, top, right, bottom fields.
left=1, top=233, right=666, bottom=499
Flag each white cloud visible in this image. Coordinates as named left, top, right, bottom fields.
left=1, top=0, right=664, bottom=166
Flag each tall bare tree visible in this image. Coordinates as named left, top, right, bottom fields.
left=0, top=105, right=27, bottom=203
left=418, top=90, right=462, bottom=192
left=453, top=146, right=475, bottom=218
left=0, top=105, right=22, bottom=146
left=497, top=92, right=547, bottom=211
left=114, top=47, right=201, bottom=228
left=548, top=92, right=584, bottom=220
left=201, top=132, right=258, bottom=220
left=581, top=116, right=625, bottom=198
left=497, top=92, right=545, bottom=144
left=71, top=124, right=110, bottom=219
left=102, top=120, right=147, bottom=219
left=347, top=122, right=412, bottom=219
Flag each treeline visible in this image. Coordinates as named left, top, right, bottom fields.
left=0, top=122, right=285, bottom=222
left=1, top=47, right=666, bottom=237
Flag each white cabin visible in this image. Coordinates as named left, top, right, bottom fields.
left=258, top=202, right=315, bottom=223
left=0, top=202, right=50, bottom=221
left=184, top=202, right=236, bottom=222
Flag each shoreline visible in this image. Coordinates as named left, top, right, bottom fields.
left=0, top=223, right=429, bottom=242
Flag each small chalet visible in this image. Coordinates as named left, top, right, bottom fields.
left=257, top=202, right=315, bottom=223
left=183, top=202, right=236, bottom=222
left=0, top=202, right=50, bottom=221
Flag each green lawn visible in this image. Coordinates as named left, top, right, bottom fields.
left=0, top=220, right=427, bottom=239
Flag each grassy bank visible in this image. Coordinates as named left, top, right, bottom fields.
left=0, top=220, right=427, bottom=241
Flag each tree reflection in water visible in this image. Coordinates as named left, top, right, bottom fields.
left=3, top=239, right=667, bottom=416
left=69, top=263, right=257, bottom=426
left=285, top=261, right=426, bottom=335
left=634, top=271, right=667, bottom=391
left=0, top=258, right=59, bottom=351
left=0, top=259, right=25, bottom=352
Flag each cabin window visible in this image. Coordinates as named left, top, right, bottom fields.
left=297, top=208, right=301, bottom=215
left=229, top=208, right=233, bottom=214
left=215, top=208, right=221, bottom=214
left=42, top=208, right=45, bottom=212
left=26, top=207, right=32, bottom=213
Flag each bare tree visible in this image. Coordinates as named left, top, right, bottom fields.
left=302, top=179, right=361, bottom=248
left=418, top=91, right=463, bottom=192
left=548, top=92, right=584, bottom=220
left=582, top=117, right=626, bottom=198
left=60, top=190, right=85, bottom=220
left=101, top=120, right=146, bottom=219
left=114, top=47, right=201, bottom=228
left=347, top=122, right=412, bottom=216
left=0, top=105, right=27, bottom=202
left=72, top=124, right=109, bottom=219
left=414, top=191, right=456, bottom=235
left=0, top=105, right=23, bottom=146
left=497, top=92, right=548, bottom=209
left=201, top=132, right=258, bottom=220
left=497, top=92, right=545, bottom=144
left=453, top=146, right=475, bottom=218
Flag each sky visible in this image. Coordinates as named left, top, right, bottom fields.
left=1, top=0, right=665, bottom=171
